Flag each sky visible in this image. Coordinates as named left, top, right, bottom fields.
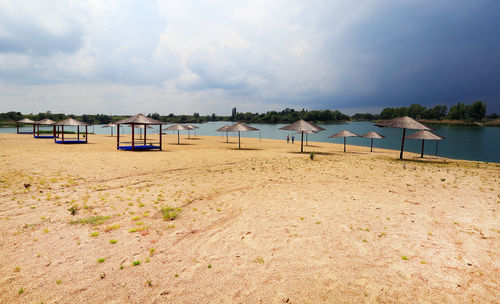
left=0, top=0, right=499, bottom=116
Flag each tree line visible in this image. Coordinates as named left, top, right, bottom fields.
left=0, top=100, right=496, bottom=125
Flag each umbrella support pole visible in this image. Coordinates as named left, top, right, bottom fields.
left=344, top=137, right=346, bottom=152
left=400, top=128, right=406, bottom=159
left=301, top=131, right=304, bottom=153
left=370, top=138, right=373, bottom=152
left=238, top=131, right=241, bottom=149
left=435, top=141, right=439, bottom=156
left=177, top=130, right=180, bottom=144
left=226, top=132, right=228, bottom=143
left=421, top=139, right=425, bottom=158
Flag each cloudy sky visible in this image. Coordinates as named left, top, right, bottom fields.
left=0, top=0, right=499, bottom=115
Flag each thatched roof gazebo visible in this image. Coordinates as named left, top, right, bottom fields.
left=54, top=118, right=89, bottom=144
left=164, top=123, right=193, bottom=145
left=216, top=125, right=230, bottom=143
left=375, top=116, right=432, bottom=159
left=184, top=124, right=199, bottom=138
left=115, top=114, right=163, bottom=151
left=16, top=118, right=35, bottom=134
left=279, top=119, right=323, bottom=152
left=33, top=118, right=59, bottom=139
left=361, top=131, right=386, bottom=152
left=225, top=122, right=259, bottom=149
left=328, top=130, right=359, bottom=152
left=405, top=130, right=445, bottom=158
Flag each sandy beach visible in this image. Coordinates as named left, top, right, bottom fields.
left=0, top=133, right=498, bottom=303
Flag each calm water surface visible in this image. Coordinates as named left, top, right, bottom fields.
left=4, top=121, right=499, bottom=163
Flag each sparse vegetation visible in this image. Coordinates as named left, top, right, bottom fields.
left=161, top=206, right=182, bottom=221
left=70, top=215, right=110, bottom=225
left=97, top=258, right=106, bottom=263
left=109, top=239, right=117, bottom=244
left=133, top=260, right=141, bottom=266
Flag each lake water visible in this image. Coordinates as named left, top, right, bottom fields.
left=3, top=121, right=499, bottom=163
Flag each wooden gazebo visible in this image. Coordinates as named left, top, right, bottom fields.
left=54, top=118, right=89, bottom=144
left=33, top=118, right=59, bottom=139
left=116, top=114, right=163, bottom=151
left=16, top=118, right=35, bottom=134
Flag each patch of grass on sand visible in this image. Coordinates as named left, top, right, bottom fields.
left=253, top=257, right=264, bottom=264
left=97, top=258, right=106, bottom=263
left=133, top=260, right=141, bottom=266
left=18, top=288, right=24, bottom=295
left=70, top=215, right=110, bottom=226
left=109, top=239, right=117, bottom=244
left=90, top=232, right=100, bottom=237
left=161, top=206, right=182, bottom=221
left=402, top=255, right=409, bottom=260
left=104, top=224, right=120, bottom=232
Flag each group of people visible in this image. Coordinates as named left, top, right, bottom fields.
left=286, top=134, right=295, bottom=144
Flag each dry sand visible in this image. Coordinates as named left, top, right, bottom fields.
left=0, top=133, right=498, bottom=303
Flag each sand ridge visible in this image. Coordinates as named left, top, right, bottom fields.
left=0, top=133, right=498, bottom=303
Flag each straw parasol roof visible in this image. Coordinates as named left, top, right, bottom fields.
left=55, top=118, right=89, bottom=126
left=17, top=118, right=35, bottom=124
left=328, top=130, right=359, bottom=153
left=216, top=125, right=230, bottom=132
left=362, top=131, right=385, bottom=139
left=405, top=130, right=444, bottom=158
left=225, top=122, right=259, bottom=132
left=102, top=123, right=117, bottom=128
left=375, top=116, right=432, bottom=159
left=279, top=119, right=319, bottom=133
left=361, top=131, right=385, bottom=152
left=164, top=124, right=193, bottom=144
left=328, top=130, right=359, bottom=138
left=405, top=130, right=444, bottom=140
left=225, top=122, right=259, bottom=149
left=164, top=123, right=192, bottom=131
left=280, top=119, right=324, bottom=152
left=309, top=122, right=326, bottom=131
left=115, top=113, right=163, bottom=125
left=375, top=116, right=432, bottom=130
left=184, top=124, right=199, bottom=129
left=35, top=118, right=56, bottom=125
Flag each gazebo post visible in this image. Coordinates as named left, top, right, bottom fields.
left=33, top=124, right=35, bottom=135
left=300, top=131, right=304, bottom=152
left=16, top=122, right=19, bottom=134
left=226, top=132, right=228, bottom=143
left=77, top=126, right=80, bottom=141
left=306, top=133, right=308, bottom=146
left=53, top=125, right=55, bottom=138
left=435, top=141, right=439, bottom=156
left=117, top=124, right=120, bottom=150
left=421, top=139, right=425, bottom=158
left=238, top=131, right=241, bottom=149
left=85, top=126, right=88, bottom=143
left=370, top=138, right=374, bottom=152
left=400, top=128, right=406, bottom=159
left=177, top=130, right=180, bottom=144
left=132, top=124, right=135, bottom=151
left=62, top=126, right=64, bottom=143
left=144, top=124, right=147, bottom=145
left=343, top=137, right=346, bottom=152
left=159, top=125, right=162, bottom=150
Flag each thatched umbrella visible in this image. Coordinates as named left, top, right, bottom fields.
left=405, top=130, right=444, bottom=158
left=216, top=125, right=230, bottom=143
left=279, top=119, right=323, bottom=152
left=375, top=116, right=432, bottom=159
left=33, top=118, right=57, bottom=138
left=164, top=123, right=192, bottom=144
left=54, top=118, right=89, bottom=144
left=361, top=131, right=386, bottom=152
left=328, top=130, right=359, bottom=152
left=184, top=124, right=199, bottom=137
left=102, top=123, right=118, bottom=137
left=225, top=122, right=259, bottom=149
left=16, top=118, right=35, bottom=134
left=115, top=113, right=163, bottom=151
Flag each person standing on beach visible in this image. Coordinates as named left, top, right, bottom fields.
left=287, top=135, right=290, bottom=143
left=291, top=135, right=295, bottom=144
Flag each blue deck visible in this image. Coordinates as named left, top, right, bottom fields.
left=55, top=140, right=87, bottom=144
left=34, top=135, right=56, bottom=138
left=118, top=145, right=161, bottom=151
